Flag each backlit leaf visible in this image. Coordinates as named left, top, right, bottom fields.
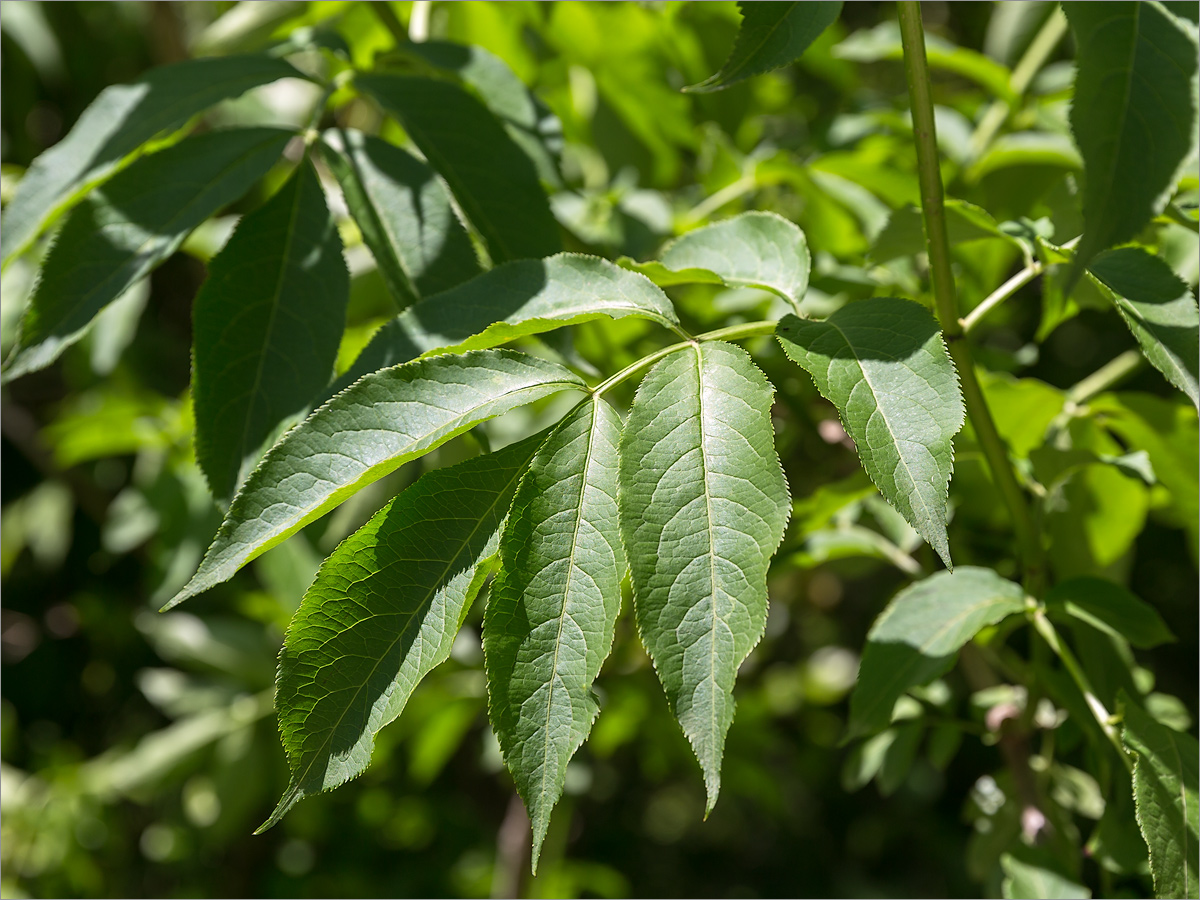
left=485, top=398, right=625, bottom=870
left=619, top=341, right=790, bottom=812
left=776, top=299, right=964, bottom=567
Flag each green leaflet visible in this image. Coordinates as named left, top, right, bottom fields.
left=1045, top=577, right=1175, bottom=650
left=262, top=432, right=546, bottom=832
left=622, top=212, right=810, bottom=313
left=330, top=253, right=680, bottom=397
left=166, top=350, right=586, bottom=609
left=0, top=54, right=303, bottom=268
left=319, top=129, right=481, bottom=310
left=776, top=299, right=964, bottom=568
left=485, top=398, right=625, bottom=871
left=1064, top=3, right=1200, bottom=279
left=397, top=40, right=563, bottom=187
left=847, top=568, right=1027, bottom=739
left=1120, top=692, right=1200, bottom=899
left=685, top=2, right=843, bottom=93
left=1000, top=854, right=1091, bottom=899
left=356, top=73, right=561, bottom=264
left=2, top=128, right=292, bottom=383
left=193, top=160, right=349, bottom=505
left=1087, top=247, right=1200, bottom=409
left=869, top=200, right=1022, bottom=264
left=619, top=341, right=790, bottom=812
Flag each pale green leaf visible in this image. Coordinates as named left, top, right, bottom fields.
left=848, top=568, right=1027, bottom=738
left=193, top=160, right=349, bottom=505
left=1088, top=247, right=1200, bottom=409
left=356, top=73, right=560, bottom=263
left=485, top=398, right=625, bottom=870
left=331, top=253, right=679, bottom=396
left=1065, top=2, right=1200, bottom=278
left=320, top=128, right=481, bottom=310
left=776, top=299, right=965, bottom=568
left=1121, top=692, right=1200, bottom=899
left=1000, top=854, right=1091, bottom=899
left=619, top=341, right=790, bottom=812
left=644, top=212, right=810, bottom=313
left=2, top=128, right=292, bottom=382
left=685, top=2, right=843, bottom=93
left=166, top=350, right=585, bottom=609
left=0, top=55, right=303, bottom=267
left=1045, top=577, right=1175, bottom=649
left=260, top=432, right=545, bottom=831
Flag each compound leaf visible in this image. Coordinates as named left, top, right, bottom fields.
left=356, top=73, right=560, bottom=264
left=848, top=568, right=1027, bottom=738
left=1121, top=692, right=1200, bottom=899
left=167, top=350, right=585, bottom=609
left=193, top=159, right=349, bottom=505
left=485, top=398, right=625, bottom=871
left=776, top=299, right=964, bottom=568
left=686, top=2, right=843, bottom=93
left=261, top=432, right=546, bottom=832
left=0, top=54, right=304, bottom=267
left=3, top=128, right=292, bottom=382
left=1065, top=2, right=1200, bottom=278
left=320, top=129, right=481, bottom=310
left=624, top=212, right=810, bottom=313
left=1088, top=247, right=1200, bottom=409
left=619, top=341, right=790, bottom=812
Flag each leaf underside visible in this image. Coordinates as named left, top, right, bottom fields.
left=3, top=127, right=292, bottom=382
left=776, top=298, right=964, bottom=567
left=619, top=341, right=790, bottom=813
left=193, top=159, right=349, bottom=504
left=485, top=397, right=625, bottom=870
left=262, top=432, right=547, bottom=831
left=168, top=349, right=585, bottom=609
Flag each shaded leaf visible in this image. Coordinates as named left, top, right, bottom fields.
left=686, top=2, right=843, bottom=93
left=260, top=432, right=545, bottom=831
left=193, top=160, right=349, bottom=505
left=870, top=200, right=1021, bottom=264
left=167, top=350, right=585, bottom=609
left=320, top=128, right=481, bottom=310
left=777, top=299, right=964, bottom=567
left=0, top=54, right=303, bottom=266
left=1045, top=577, right=1175, bottom=649
left=1064, top=2, right=1200, bottom=278
left=356, top=73, right=560, bottom=263
left=3, top=128, right=292, bottom=382
left=619, top=341, right=790, bottom=812
left=485, top=398, right=625, bottom=870
left=1121, top=692, right=1200, bottom=899
left=1088, top=247, right=1200, bottom=409
left=848, top=568, right=1027, bottom=738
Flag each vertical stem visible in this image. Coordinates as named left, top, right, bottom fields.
left=896, top=2, right=1046, bottom=592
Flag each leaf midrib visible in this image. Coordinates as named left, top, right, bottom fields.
left=722, top=2, right=800, bottom=84
left=695, top=344, right=723, bottom=779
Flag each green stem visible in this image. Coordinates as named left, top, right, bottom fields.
left=592, top=319, right=777, bottom=397
left=369, top=0, right=409, bottom=46
left=1031, top=611, right=1133, bottom=772
left=1067, top=349, right=1144, bottom=405
left=960, top=235, right=1081, bottom=333
left=897, top=2, right=1046, bottom=592
left=683, top=174, right=758, bottom=226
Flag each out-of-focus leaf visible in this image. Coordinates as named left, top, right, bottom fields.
left=1000, top=853, right=1091, bottom=899
left=1045, top=577, right=1175, bottom=649
left=870, top=200, right=1021, bottom=263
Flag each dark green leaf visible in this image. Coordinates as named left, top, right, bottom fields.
left=485, top=398, right=625, bottom=870
left=1088, top=247, right=1200, bottom=409
left=2, top=128, right=292, bottom=382
left=1065, top=2, right=1200, bottom=277
left=848, top=568, right=1027, bottom=738
left=193, top=160, right=349, bottom=505
left=320, top=129, right=481, bottom=310
left=686, top=2, right=843, bottom=93
left=777, top=299, right=965, bottom=567
left=356, top=73, right=560, bottom=263
left=1121, top=692, right=1200, bottom=899
left=166, top=350, right=585, bottom=609
left=870, top=200, right=1021, bottom=263
left=0, top=55, right=303, bottom=266
left=619, top=342, right=790, bottom=812
left=261, top=432, right=546, bottom=831
left=1045, top=577, right=1175, bottom=649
